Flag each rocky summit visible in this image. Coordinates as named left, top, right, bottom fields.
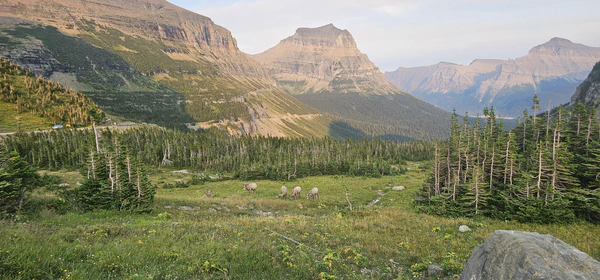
left=253, top=24, right=452, bottom=140
left=253, top=23, right=395, bottom=95
left=460, top=230, right=600, bottom=280
left=386, top=38, right=600, bottom=117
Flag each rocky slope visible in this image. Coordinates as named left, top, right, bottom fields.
left=0, top=0, right=328, bottom=137
left=254, top=24, right=451, bottom=140
left=569, top=61, right=600, bottom=109
left=386, top=38, right=600, bottom=117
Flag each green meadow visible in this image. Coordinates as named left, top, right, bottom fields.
left=1, top=163, right=599, bottom=279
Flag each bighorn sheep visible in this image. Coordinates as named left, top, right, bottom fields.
left=278, top=186, right=288, bottom=198
left=290, top=186, right=301, bottom=199
left=307, top=187, right=319, bottom=200
left=243, top=182, right=257, bottom=193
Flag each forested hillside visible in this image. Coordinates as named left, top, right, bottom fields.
left=417, top=99, right=600, bottom=223
left=0, top=126, right=433, bottom=180
left=0, top=58, right=104, bottom=128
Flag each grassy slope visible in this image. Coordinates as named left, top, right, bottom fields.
left=1, top=164, right=599, bottom=279
left=0, top=101, right=51, bottom=132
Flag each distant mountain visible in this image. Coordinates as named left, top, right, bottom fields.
left=385, top=38, right=600, bottom=117
left=569, top=61, right=600, bottom=111
left=253, top=24, right=451, bottom=140
left=0, top=0, right=330, bottom=137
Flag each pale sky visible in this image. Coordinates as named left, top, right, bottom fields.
left=167, top=0, right=600, bottom=71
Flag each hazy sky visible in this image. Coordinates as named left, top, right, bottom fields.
left=167, top=0, right=600, bottom=71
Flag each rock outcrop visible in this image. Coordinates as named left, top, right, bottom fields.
left=569, top=61, right=600, bottom=110
left=461, top=230, right=600, bottom=280
left=386, top=38, right=600, bottom=117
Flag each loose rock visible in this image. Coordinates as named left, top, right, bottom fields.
left=458, top=225, right=471, bottom=232
left=392, top=186, right=405, bottom=191
left=460, top=230, right=600, bottom=280
left=428, top=264, right=444, bottom=278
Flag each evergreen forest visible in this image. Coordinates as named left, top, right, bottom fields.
left=0, top=126, right=433, bottom=181
left=417, top=97, right=600, bottom=224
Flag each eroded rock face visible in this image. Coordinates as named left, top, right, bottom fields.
left=0, top=0, right=269, bottom=78
left=460, top=230, right=600, bottom=280
left=569, top=61, right=600, bottom=111
left=386, top=38, right=600, bottom=117
left=253, top=23, right=397, bottom=95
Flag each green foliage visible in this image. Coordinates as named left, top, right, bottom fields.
left=66, top=148, right=156, bottom=212
left=0, top=152, right=41, bottom=217
left=0, top=58, right=104, bottom=126
left=418, top=102, right=600, bottom=223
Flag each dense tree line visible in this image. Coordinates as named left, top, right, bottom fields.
left=1, top=126, right=433, bottom=180
left=0, top=58, right=104, bottom=126
left=417, top=97, right=600, bottom=223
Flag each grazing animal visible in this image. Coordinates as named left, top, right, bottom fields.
left=243, top=182, right=257, bottom=193
left=204, top=189, right=212, bottom=198
left=290, top=186, right=301, bottom=199
left=307, top=187, right=319, bottom=200
left=278, top=186, right=288, bottom=198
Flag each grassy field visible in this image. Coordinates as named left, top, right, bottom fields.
left=1, top=162, right=599, bottom=279
left=0, top=101, right=52, bottom=133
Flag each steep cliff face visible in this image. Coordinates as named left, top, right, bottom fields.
left=385, top=38, right=600, bottom=117
left=569, top=61, right=600, bottom=108
left=0, top=0, right=268, bottom=78
left=253, top=24, right=396, bottom=95
left=0, top=0, right=329, bottom=137
left=253, top=24, right=452, bottom=140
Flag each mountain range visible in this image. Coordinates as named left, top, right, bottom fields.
left=385, top=38, right=600, bottom=117
left=0, top=0, right=333, bottom=137
left=0, top=0, right=452, bottom=140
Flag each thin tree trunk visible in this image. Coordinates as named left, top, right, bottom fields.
left=489, top=146, right=495, bottom=191
left=108, top=154, right=114, bottom=194
left=434, top=146, right=440, bottom=196
left=127, top=156, right=132, bottom=182
left=93, top=122, right=101, bottom=153
left=545, top=100, right=551, bottom=147
left=504, top=134, right=511, bottom=184
left=536, top=143, right=543, bottom=199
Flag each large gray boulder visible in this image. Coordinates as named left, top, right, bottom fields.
left=461, top=230, right=600, bottom=280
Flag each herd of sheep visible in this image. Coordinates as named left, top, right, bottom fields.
left=242, top=183, right=319, bottom=200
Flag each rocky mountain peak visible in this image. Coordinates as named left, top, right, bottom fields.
left=253, top=24, right=397, bottom=95
left=284, top=24, right=356, bottom=48
left=528, top=37, right=588, bottom=56
left=386, top=38, right=600, bottom=117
